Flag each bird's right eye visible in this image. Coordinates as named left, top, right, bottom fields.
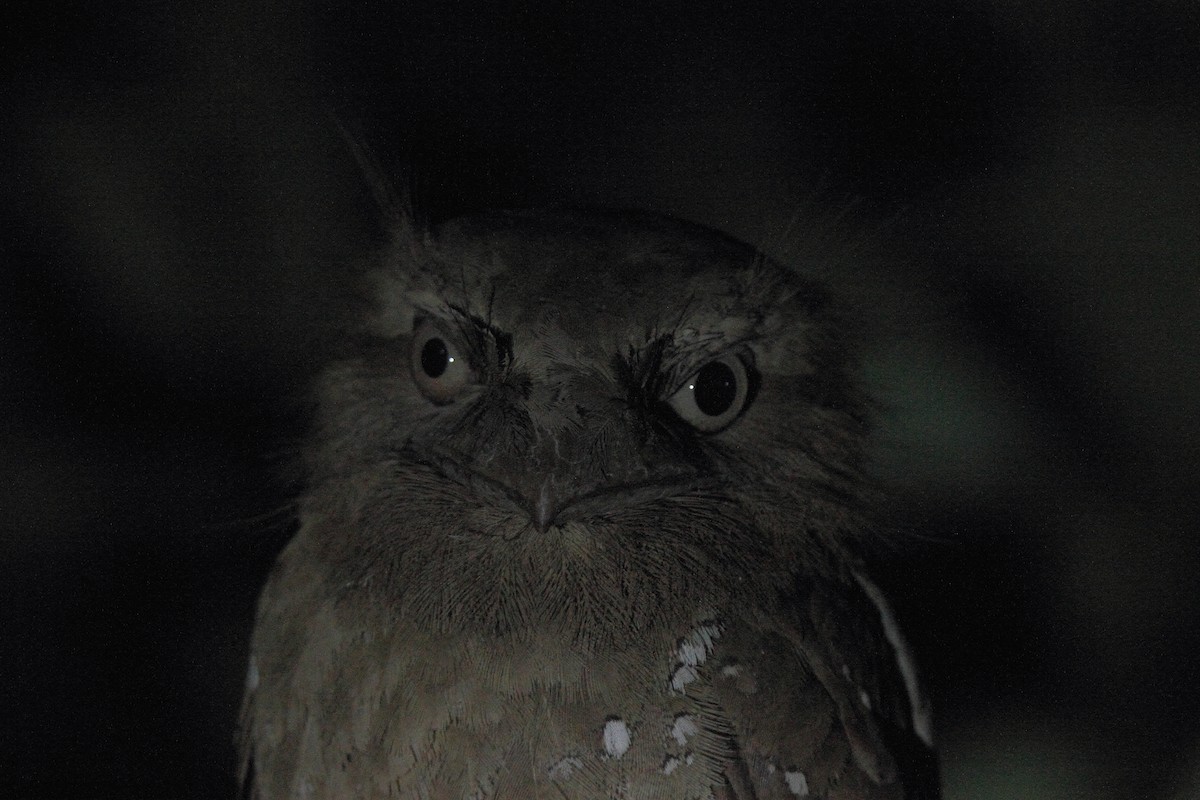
left=410, top=320, right=475, bottom=404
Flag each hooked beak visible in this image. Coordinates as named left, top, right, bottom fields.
left=535, top=478, right=557, bottom=532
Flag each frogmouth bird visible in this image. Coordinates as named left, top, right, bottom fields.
left=239, top=200, right=939, bottom=799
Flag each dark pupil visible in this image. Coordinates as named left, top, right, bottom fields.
left=420, top=337, right=450, bottom=378
left=693, top=361, right=738, bottom=416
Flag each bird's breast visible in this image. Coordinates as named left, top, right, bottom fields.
left=373, top=618, right=733, bottom=799
left=253, top=601, right=739, bottom=798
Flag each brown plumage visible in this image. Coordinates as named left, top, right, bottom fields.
left=240, top=207, right=939, bottom=799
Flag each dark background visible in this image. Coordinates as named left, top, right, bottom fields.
left=4, top=1, right=1199, bottom=797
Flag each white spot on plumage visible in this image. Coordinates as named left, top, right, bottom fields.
left=766, top=763, right=777, bottom=775
left=677, top=641, right=706, bottom=667
left=548, top=756, right=584, bottom=780
left=669, top=621, right=723, bottom=692
left=859, top=689, right=872, bottom=710
left=670, top=714, right=699, bottom=747
left=662, top=755, right=681, bottom=775
left=784, top=770, right=810, bottom=796
left=676, top=622, right=722, bottom=666
left=603, top=718, right=631, bottom=758
left=720, top=663, right=742, bottom=678
left=853, top=571, right=935, bottom=746
left=669, top=664, right=699, bottom=693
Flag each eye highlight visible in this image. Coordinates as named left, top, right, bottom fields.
left=666, top=354, right=752, bottom=433
left=410, top=319, right=475, bottom=404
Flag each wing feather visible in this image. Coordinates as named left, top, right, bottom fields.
left=708, top=574, right=939, bottom=799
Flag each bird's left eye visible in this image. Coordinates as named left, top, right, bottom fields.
left=666, top=355, right=752, bottom=433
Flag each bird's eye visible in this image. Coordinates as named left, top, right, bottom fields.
left=666, top=355, right=752, bottom=433
left=410, top=320, right=474, bottom=404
